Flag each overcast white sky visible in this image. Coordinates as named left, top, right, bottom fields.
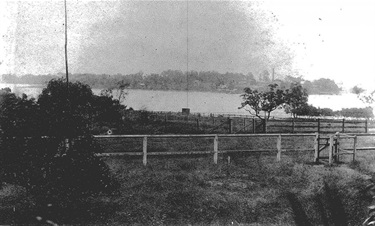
left=1, top=0, right=374, bottom=90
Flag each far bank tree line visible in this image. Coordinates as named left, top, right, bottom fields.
left=240, top=83, right=374, bottom=120
left=1, top=70, right=342, bottom=95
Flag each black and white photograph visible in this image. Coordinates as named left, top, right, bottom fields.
left=1, top=0, right=375, bottom=225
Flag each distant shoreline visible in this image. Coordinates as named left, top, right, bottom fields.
left=0, top=82, right=342, bottom=96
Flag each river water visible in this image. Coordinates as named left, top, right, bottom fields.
left=0, top=83, right=371, bottom=117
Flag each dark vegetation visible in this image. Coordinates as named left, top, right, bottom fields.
left=240, top=83, right=373, bottom=120
left=351, top=85, right=366, bottom=95
left=0, top=79, right=120, bottom=224
left=0, top=78, right=373, bottom=225
left=1, top=71, right=342, bottom=95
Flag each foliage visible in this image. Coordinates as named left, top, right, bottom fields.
left=2, top=72, right=342, bottom=95
left=360, top=91, right=375, bottom=105
left=284, top=82, right=309, bottom=118
left=0, top=88, right=40, bottom=137
left=338, top=107, right=374, bottom=119
left=37, top=78, right=125, bottom=136
left=351, top=85, right=366, bottom=95
left=239, top=84, right=285, bottom=119
left=38, top=79, right=95, bottom=137
left=0, top=80, right=120, bottom=223
left=287, top=183, right=350, bottom=226
left=303, top=78, right=341, bottom=95
left=100, top=79, right=129, bottom=103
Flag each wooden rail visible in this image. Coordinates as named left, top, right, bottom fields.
left=95, top=133, right=318, bottom=166
left=316, top=133, right=375, bottom=165
left=140, top=111, right=375, bottom=134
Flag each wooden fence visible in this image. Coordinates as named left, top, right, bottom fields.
left=95, top=132, right=375, bottom=166
left=146, top=112, right=375, bottom=134
left=318, top=133, right=375, bottom=165
left=95, top=133, right=319, bottom=165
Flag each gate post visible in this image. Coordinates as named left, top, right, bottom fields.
left=329, top=135, right=333, bottom=166
left=314, top=132, right=319, bottom=162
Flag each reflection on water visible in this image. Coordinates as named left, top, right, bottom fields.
left=0, top=83, right=371, bottom=116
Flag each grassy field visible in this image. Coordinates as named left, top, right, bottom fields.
left=1, top=135, right=375, bottom=225
left=104, top=152, right=372, bottom=225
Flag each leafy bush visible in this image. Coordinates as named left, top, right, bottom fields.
left=0, top=80, right=120, bottom=223
left=338, top=107, right=374, bottom=118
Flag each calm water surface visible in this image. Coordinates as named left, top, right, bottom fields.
left=0, top=83, right=370, bottom=117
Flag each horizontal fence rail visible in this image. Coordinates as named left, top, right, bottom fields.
left=314, top=133, right=375, bottom=165
left=94, top=133, right=319, bottom=165
left=125, top=110, right=375, bottom=134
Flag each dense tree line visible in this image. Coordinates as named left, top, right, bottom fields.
left=1, top=71, right=341, bottom=95
left=240, top=82, right=372, bottom=119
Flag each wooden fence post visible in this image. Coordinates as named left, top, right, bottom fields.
left=243, top=118, right=246, bottom=132
left=252, top=118, right=256, bottom=134
left=196, top=118, right=200, bottom=130
left=365, top=119, right=368, bottom=133
left=342, top=119, right=345, bottom=133
left=317, top=118, right=321, bottom=134
left=213, top=135, right=218, bottom=164
left=143, top=136, right=148, bottom=166
left=292, top=119, right=295, bottom=133
left=329, top=135, right=333, bottom=166
left=335, top=132, right=340, bottom=163
left=314, top=132, right=319, bottom=162
left=263, top=118, right=267, bottom=133
left=276, top=134, right=281, bottom=162
left=353, top=135, right=357, bottom=162
left=228, top=118, right=233, bottom=134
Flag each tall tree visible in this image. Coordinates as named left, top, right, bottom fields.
left=284, top=82, right=309, bottom=118
left=239, top=84, right=285, bottom=119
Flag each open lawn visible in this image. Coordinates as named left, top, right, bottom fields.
left=102, top=152, right=372, bottom=225
left=1, top=135, right=375, bottom=225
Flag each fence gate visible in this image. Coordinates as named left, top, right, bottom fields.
left=315, top=133, right=357, bottom=165
left=315, top=135, right=331, bottom=163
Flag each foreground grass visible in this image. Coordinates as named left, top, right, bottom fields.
left=1, top=151, right=374, bottom=225
left=104, top=152, right=372, bottom=225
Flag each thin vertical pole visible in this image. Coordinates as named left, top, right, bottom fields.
left=213, top=135, right=218, bottom=164
left=276, top=134, right=281, bottom=162
left=329, top=135, right=333, bottom=165
left=342, top=119, right=345, bottom=133
left=314, top=132, right=319, bottom=162
left=196, top=118, right=200, bottom=130
left=143, top=136, right=148, bottom=166
left=365, top=119, right=368, bottom=133
left=185, top=0, right=189, bottom=108
left=64, top=0, right=69, bottom=85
